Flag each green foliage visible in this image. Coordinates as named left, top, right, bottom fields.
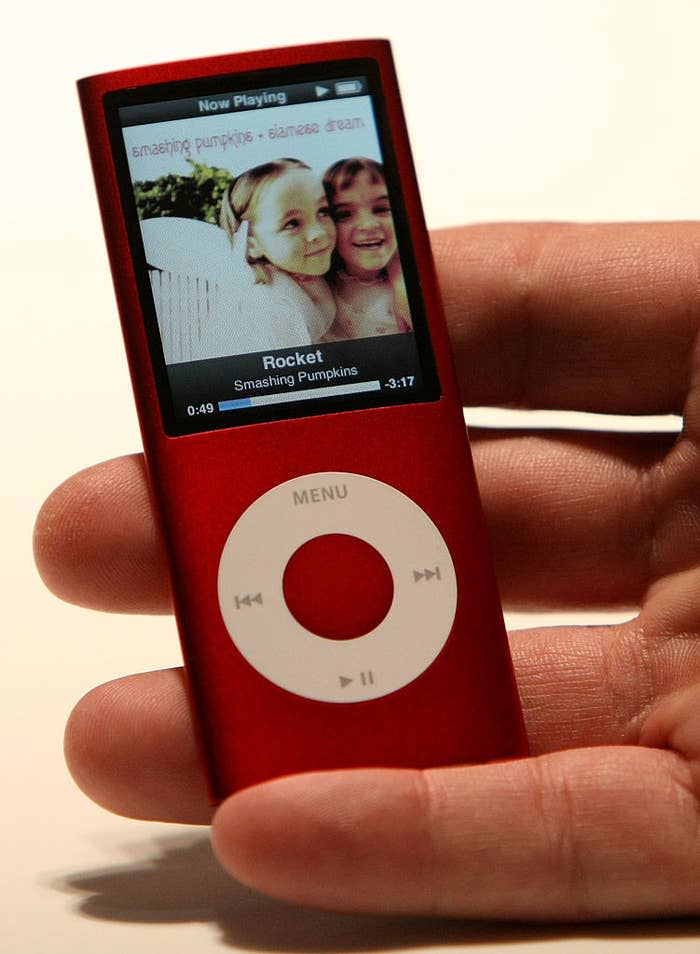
left=133, top=160, right=235, bottom=224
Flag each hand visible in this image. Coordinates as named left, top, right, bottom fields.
left=33, top=222, right=700, bottom=921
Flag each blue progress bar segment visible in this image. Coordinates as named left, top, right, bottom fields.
left=219, top=379, right=381, bottom=412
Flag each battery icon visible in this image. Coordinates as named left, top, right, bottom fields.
left=335, top=80, right=363, bottom=96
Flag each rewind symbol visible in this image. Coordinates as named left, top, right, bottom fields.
left=234, top=593, right=263, bottom=609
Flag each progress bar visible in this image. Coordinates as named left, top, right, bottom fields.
left=219, top=379, right=381, bottom=411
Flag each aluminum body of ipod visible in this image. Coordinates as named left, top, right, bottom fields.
left=78, top=39, right=528, bottom=800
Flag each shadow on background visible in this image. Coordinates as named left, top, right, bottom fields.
left=51, top=830, right=700, bottom=951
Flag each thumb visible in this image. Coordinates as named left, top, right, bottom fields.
left=211, top=749, right=700, bottom=920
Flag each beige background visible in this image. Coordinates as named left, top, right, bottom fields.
left=3, top=0, right=700, bottom=949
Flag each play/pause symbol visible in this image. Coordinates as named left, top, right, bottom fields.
left=338, top=670, right=375, bottom=689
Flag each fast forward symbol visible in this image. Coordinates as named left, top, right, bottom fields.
left=413, top=566, right=442, bottom=582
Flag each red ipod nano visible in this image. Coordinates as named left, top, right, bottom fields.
left=78, top=39, right=528, bottom=801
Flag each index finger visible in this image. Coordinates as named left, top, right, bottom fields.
left=435, top=221, right=699, bottom=414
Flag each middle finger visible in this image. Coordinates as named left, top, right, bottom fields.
left=35, top=429, right=676, bottom=615
left=472, top=427, right=677, bottom=609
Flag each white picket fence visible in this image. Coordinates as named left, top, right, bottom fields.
left=141, top=216, right=234, bottom=364
left=141, top=215, right=323, bottom=361
left=148, top=266, right=221, bottom=364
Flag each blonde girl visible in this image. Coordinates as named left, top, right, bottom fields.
left=219, top=159, right=336, bottom=340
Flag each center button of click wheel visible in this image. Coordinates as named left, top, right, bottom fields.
left=282, top=532, right=394, bottom=640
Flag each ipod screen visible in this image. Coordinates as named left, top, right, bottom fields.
left=105, top=59, right=441, bottom=434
